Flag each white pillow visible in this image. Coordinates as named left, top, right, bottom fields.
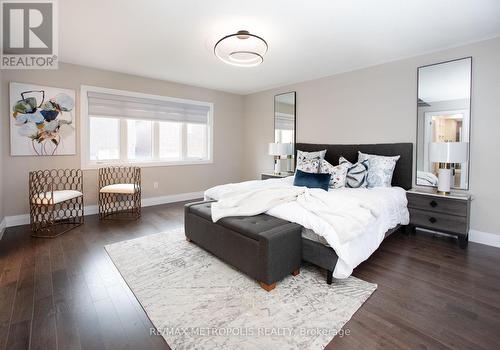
left=296, top=150, right=327, bottom=168
left=319, top=159, right=348, bottom=189
left=358, top=151, right=400, bottom=188
left=296, top=158, right=321, bottom=173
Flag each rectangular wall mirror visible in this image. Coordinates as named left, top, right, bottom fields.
left=274, top=91, right=296, bottom=171
left=416, top=57, right=472, bottom=190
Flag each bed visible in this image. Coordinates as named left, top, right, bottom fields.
left=294, top=143, right=413, bottom=282
left=205, top=142, right=413, bottom=283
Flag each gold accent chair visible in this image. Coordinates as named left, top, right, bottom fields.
left=29, top=169, right=84, bottom=238
left=98, top=166, right=141, bottom=220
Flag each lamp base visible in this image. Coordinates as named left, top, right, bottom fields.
left=274, top=157, right=281, bottom=175
left=437, top=168, right=452, bottom=194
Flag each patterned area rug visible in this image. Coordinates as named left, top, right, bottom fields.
left=105, top=229, right=377, bottom=350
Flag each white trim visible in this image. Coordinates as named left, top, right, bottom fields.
left=141, top=191, right=203, bottom=207
left=2, top=191, right=204, bottom=228
left=0, top=218, right=6, bottom=240
left=5, top=214, right=29, bottom=228
left=469, top=229, right=500, bottom=248
left=80, top=85, right=214, bottom=170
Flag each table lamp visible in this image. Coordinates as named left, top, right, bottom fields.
left=268, top=143, right=293, bottom=174
left=429, top=142, right=468, bottom=194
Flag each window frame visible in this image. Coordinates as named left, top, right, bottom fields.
left=81, top=85, right=214, bottom=169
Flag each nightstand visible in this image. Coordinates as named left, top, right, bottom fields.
left=406, top=188, right=471, bottom=248
left=261, top=172, right=294, bottom=180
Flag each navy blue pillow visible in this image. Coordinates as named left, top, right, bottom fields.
left=293, top=169, right=331, bottom=191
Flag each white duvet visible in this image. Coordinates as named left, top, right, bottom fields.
left=212, top=186, right=381, bottom=244
left=204, top=176, right=409, bottom=279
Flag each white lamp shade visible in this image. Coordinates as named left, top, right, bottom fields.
left=268, top=143, right=293, bottom=156
left=429, top=142, right=468, bottom=163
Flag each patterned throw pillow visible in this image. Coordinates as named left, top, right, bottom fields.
left=339, top=157, right=368, bottom=188
left=296, top=158, right=321, bottom=173
left=358, top=152, right=400, bottom=188
left=296, top=150, right=327, bottom=168
left=319, top=159, right=348, bottom=189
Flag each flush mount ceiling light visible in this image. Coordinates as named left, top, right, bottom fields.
left=214, top=30, right=268, bottom=67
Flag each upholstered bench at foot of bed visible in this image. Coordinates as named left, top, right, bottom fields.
left=184, top=201, right=302, bottom=292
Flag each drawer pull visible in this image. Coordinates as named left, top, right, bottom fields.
left=430, top=200, right=438, bottom=208
left=429, top=217, right=437, bottom=224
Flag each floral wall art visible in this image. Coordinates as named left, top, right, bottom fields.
left=10, top=82, right=76, bottom=156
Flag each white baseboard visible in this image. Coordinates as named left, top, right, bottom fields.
left=0, top=217, right=6, bottom=240
left=142, top=191, right=204, bottom=207
left=469, top=229, right=500, bottom=248
left=2, top=191, right=204, bottom=230
left=5, top=214, right=29, bottom=228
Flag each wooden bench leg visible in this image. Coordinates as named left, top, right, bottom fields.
left=291, top=268, right=300, bottom=276
left=259, top=282, right=276, bottom=292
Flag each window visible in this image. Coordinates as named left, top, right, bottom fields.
left=127, top=119, right=153, bottom=160
left=159, top=121, right=182, bottom=159
left=274, top=112, right=295, bottom=144
left=81, top=86, right=213, bottom=168
left=275, top=129, right=294, bottom=144
left=187, top=123, right=207, bottom=158
left=89, top=117, right=120, bottom=160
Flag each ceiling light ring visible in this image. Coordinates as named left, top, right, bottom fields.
left=214, top=31, right=268, bottom=55
left=228, top=50, right=264, bottom=63
left=214, top=30, right=268, bottom=67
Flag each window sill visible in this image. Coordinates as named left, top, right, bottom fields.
left=82, top=159, right=213, bottom=170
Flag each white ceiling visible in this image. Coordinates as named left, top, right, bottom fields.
left=59, top=0, right=500, bottom=95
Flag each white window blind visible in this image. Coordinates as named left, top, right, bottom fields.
left=275, top=113, right=294, bottom=130
left=87, top=91, right=210, bottom=124
left=81, top=86, right=213, bottom=168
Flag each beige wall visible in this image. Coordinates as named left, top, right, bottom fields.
left=243, top=37, right=500, bottom=235
left=1, top=38, right=499, bottom=235
left=1, top=63, right=244, bottom=216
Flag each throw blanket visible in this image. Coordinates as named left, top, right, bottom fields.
left=212, top=187, right=379, bottom=244
left=206, top=179, right=409, bottom=278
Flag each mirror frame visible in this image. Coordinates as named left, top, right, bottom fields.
left=415, top=56, right=472, bottom=190
left=274, top=91, right=297, bottom=169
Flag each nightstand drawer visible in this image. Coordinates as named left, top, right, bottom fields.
left=407, top=193, right=467, bottom=217
left=409, top=208, right=468, bottom=235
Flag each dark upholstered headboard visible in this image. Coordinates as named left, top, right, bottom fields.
left=295, top=143, right=413, bottom=190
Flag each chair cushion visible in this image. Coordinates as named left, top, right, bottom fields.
left=99, top=183, right=137, bottom=194
left=32, top=190, right=83, bottom=205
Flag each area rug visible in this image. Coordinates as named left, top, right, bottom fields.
left=105, top=229, right=377, bottom=350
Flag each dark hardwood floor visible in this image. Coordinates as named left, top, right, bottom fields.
left=1, top=201, right=499, bottom=350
